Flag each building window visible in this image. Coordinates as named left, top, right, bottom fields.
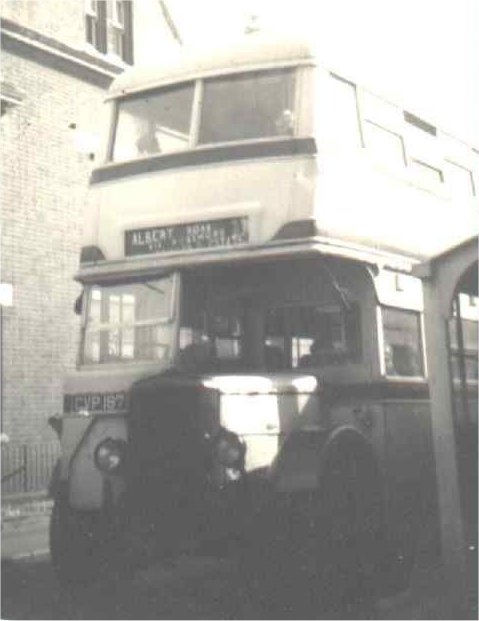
left=83, top=275, right=176, bottom=365
left=109, top=1, right=127, bottom=59
left=85, top=0, right=133, bottom=64
left=364, top=120, right=406, bottom=168
left=326, top=74, right=362, bottom=149
left=410, top=159, right=444, bottom=185
left=85, top=0, right=104, bottom=52
left=444, top=160, right=475, bottom=198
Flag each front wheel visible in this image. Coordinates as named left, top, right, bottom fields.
left=49, top=495, right=111, bottom=586
left=242, top=448, right=385, bottom=618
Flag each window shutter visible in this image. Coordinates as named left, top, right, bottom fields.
left=122, top=1, right=134, bottom=64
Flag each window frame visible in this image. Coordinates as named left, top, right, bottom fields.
left=444, top=159, right=476, bottom=198
left=85, top=0, right=133, bottom=64
left=363, top=119, right=407, bottom=169
left=264, top=300, right=363, bottom=371
left=85, top=0, right=100, bottom=49
left=326, top=72, right=364, bottom=149
left=379, top=305, right=426, bottom=380
left=109, top=0, right=124, bottom=28
left=110, top=80, right=197, bottom=162
left=79, top=275, right=178, bottom=367
left=409, top=158, right=444, bottom=185
left=197, top=67, right=298, bottom=148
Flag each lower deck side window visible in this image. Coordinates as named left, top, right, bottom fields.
left=448, top=315, right=478, bottom=383
left=382, top=307, right=424, bottom=377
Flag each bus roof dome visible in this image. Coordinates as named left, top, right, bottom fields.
left=108, top=34, right=315, bottom=98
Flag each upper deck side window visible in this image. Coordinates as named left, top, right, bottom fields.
left=444, top=160, right=476, bottom=197
left=363, top=121, right=406, bottom=169
left=323, top=74, right=362, bottom=149
left=109, top=67, right=297, bottom=163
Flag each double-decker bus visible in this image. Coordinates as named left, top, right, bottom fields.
left=49, top=34, right=478, bottom=612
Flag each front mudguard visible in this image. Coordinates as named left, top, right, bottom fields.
left=256, top=426, right=416, bottom=598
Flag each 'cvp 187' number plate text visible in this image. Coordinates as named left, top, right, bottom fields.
left=64, top=392, right=128, bottom=414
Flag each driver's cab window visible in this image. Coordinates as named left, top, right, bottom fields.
left=179, top=294, right=245, bottom=372
left=264, top=303, right=362, bottom=370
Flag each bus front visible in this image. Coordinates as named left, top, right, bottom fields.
left=50, top=38, right=324, bottom=584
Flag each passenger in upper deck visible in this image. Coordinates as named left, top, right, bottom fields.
left=136, top=119, right=160, bottom=155
left=274, top=109, right=295, bottom=136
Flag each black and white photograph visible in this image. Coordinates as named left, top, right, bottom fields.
left=1, top=1, right=478, bottom=618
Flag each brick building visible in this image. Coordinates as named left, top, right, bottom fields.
left=0, top=1, right=177, bottom=449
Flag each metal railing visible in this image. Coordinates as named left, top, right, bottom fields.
left=1, top=441, right=60, bottom=496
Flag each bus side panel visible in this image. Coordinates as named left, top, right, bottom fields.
left=453, top=392, right=478, bottom=548
left=382, top=401, right=440, bottom=559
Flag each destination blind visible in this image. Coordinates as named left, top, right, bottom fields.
left=125, top=216, right=249, bottom=256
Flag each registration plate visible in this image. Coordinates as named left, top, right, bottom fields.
left=64, top=392, right=128, bottom=414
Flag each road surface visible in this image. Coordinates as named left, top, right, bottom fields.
left=2, top=554, right=254, bottom=620
left=2, top=512, right=471, bottom=619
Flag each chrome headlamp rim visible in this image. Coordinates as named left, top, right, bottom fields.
left=94, top=437, right=126, bottom=474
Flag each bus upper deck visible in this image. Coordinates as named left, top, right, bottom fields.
left=80, top=34, right=479, bottom=274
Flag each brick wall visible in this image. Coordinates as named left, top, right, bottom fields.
left=1, top=0, right=86, bottom=50
left=0, top=1, right=176, bottom=444
left=1, top=0, right=178, bottom=66
left=1, top=48, right=108, bottom=443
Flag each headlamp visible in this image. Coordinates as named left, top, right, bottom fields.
left=94, top=437, right=126, bottom=474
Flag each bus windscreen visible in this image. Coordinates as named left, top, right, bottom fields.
left=112, top=83, right=195, bottom=162
left=82, top=274, right=176, bottom=365
left=109, top=68, right=296, bottom=163
left=198, top=68, right=296, bottom=144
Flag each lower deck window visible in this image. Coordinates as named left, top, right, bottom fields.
left=179, top=280, right=245, bottom=372
left=264, top=303, right=362, bottom=370
left=179, top=311, right=243, bottom=371
left=382, top=307, right=424, bottom=377
left=449, top=316, right=478, bottom=382
left=82, top=275, right=176, bottom=364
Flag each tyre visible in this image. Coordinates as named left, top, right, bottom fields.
left=242, top=442, right=384, bottom=618
left=49, top=495, right=109, bottom=586
left=314, top=443, right=384, bottom=618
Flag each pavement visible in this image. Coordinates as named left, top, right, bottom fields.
left=2, top=494, right=51, bottom=561
left=2, top=513, right=50, bottom=561
left=1, top=497, right=477, bottom=619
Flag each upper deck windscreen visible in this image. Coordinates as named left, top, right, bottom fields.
left=199, top=69, right=295, bottom=144
left=112, top=82, right=195, bottom=161
left=110, top=68, right=296, bottom=163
